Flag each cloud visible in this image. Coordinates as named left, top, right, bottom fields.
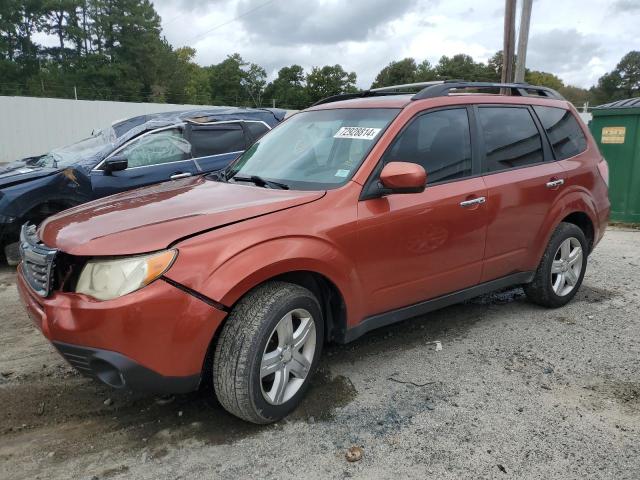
left=612, top=0, right=640, bottom=12
left=235, top=0, right=420, bottom=45
left=152, top=0, right=637, bottom=89
left=528, top=29, right=603, bottom=76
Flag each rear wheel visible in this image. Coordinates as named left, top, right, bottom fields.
left=213, top=281, right=323, bottom=424
left=524, top=222, right=588, bottom=308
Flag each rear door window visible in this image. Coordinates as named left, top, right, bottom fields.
left=477, top=107, right=544, bottom=173
left=381, top=108, right=473, bottom=184
left=533, top=106, right=587, bottom=160
left=189, top=124, right=247, bottom=158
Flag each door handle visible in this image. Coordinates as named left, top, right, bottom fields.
left=546, top=179, right=565, bottom=189
left=170, top=172, right=192, bottom=180
left=459, top=196, right=486, bottom=208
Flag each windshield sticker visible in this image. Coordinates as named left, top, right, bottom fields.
left=335, top=169, right=350, bottom=178
left=334, top=127, right=381, bottom=140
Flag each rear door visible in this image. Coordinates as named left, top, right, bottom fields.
left=90, top=127, right=198, bottom=198
left=477, top=105, right=565, bottom=282
left=186, top=122, right=253, bottom=174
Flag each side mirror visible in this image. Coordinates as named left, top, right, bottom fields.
left=379, top=162, right=426, bottom=194
left=103, top=155, right=128, bottom=174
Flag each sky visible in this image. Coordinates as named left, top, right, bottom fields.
left=151, top=0, right=640, bottom=89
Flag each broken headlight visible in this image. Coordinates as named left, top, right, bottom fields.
left=76, top=250, right=177, bottom=301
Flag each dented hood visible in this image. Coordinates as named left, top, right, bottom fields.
left=39, top=176, right=325, bottom=256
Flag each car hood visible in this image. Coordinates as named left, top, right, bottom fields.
left=39, top=176, right=325, bottom=256
left=0, top=166, right=59, bottom=188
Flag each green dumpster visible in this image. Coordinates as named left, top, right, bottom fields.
left=590, top=98, right=640, bottom=223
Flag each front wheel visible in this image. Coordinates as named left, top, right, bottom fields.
left=213, top=281, right=323, bottom=424
left=4, top=241, right=20, bottom=267
left=524, top=222, right=588, bottom=308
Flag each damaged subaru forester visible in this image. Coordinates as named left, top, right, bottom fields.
left=17, top=81, right=610, bottom=423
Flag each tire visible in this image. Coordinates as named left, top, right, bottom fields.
left=213, top=281, right=324, bottom=424
left=4, top=242, right=20, bottom=267
left=524, top=222, right=588, bottom=308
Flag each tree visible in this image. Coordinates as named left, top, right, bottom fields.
left=162, top=46, right=211, bottom=104
left=415, top=60, right=437, bottom=82
left=591, top=51, right=640, bottom=105
left=487, top=51, right=504, bottom=78
left=435, top=54, right=497, bottom=81
left=208, top=53, right=247, bottom=104
left=615, top=51, right=640, bottom=98
left=525, top=70, right=564, bottom=90
left=558, top=85, right=592, bottom=106
left=41, top=0, right=81, bottom=60
left=305, top=65, right=357, bottom=104
left=371, top=58, right=418, bottom=88
left=242, top=63, right=267, bottom=106
left=264, top=65, right=308, bottom=109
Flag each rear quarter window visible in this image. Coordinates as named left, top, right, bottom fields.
left=246, top=122, right=270, bottom=141
left=533, top=106, right=587, bottom=160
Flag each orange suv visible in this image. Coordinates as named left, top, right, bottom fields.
left=17, top=81, right=610, bottom=423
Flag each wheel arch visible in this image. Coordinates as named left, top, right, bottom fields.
left=529, top=188, right=599, bottom=270
left=560, top=211, right=595, bottom=252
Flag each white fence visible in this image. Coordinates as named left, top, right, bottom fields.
left=0, top=96, right=227, bottom=163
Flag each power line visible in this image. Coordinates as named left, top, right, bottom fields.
left=185, top=0, right=277, bottom=45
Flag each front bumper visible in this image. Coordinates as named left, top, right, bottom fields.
left=17, top=267, right=227, bottom=393
left=52, top=341, right=200, bottom=394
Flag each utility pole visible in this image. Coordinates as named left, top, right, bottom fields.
left=515, top=0, right=533, bottom=83
left=501, top=0, right=517, bottom=85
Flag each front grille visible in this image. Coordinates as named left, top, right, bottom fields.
left=19, top=223, right=57, bottom=297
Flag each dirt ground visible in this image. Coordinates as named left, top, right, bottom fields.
left=1, top=227, right=639, bottom=480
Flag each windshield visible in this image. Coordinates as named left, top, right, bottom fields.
left=35, top=127, right=116, bottom=169
left=226, top=108, right=400, bottom=190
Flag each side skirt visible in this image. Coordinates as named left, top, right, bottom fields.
left=340, top=271, right=535, bottom=344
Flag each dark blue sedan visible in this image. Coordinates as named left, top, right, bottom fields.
left=0, top=107, right=286, bottom=264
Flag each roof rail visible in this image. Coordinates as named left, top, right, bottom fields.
left=311, top=81, right=441, bottom=106
left=411, top=80, right=564, bottom=100
left=311, top=79, right=564, bottom=107
left=370, top=81, right=444, bottom=93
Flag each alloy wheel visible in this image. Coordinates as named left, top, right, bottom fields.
left=260, top=308, right=316, bottom=405
left=551, top=237, right=583, bottom=296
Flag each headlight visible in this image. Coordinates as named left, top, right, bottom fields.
left=76, top=250, right=177, bottom=301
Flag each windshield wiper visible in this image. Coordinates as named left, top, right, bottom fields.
left=231, top=175, right=289, bottom=190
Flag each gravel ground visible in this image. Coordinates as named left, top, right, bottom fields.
left=1, top=227, right=639, bottom=480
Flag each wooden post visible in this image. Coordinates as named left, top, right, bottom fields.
left=501, top=0, right=517, bottom=86
left=515, top=0, right=533, bottom=83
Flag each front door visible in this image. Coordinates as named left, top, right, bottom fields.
left=90, top=127, right=199, bottom=198
left=356, top=107, right=488, bottom=317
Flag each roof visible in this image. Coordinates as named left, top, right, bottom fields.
left=593, top=98, right=640, bottom=110
left=112, top=107, right=286, bottom=137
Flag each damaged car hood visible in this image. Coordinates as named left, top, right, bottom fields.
left=0, top=166, right=59, bottom=189
left=39, top=176, right=325, bottom=256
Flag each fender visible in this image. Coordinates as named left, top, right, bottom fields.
left=2, top=170, right=91, bottom=220
left=526, top=185, right=598, bottom=271
left=168, top=235, right=365, bottom=326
